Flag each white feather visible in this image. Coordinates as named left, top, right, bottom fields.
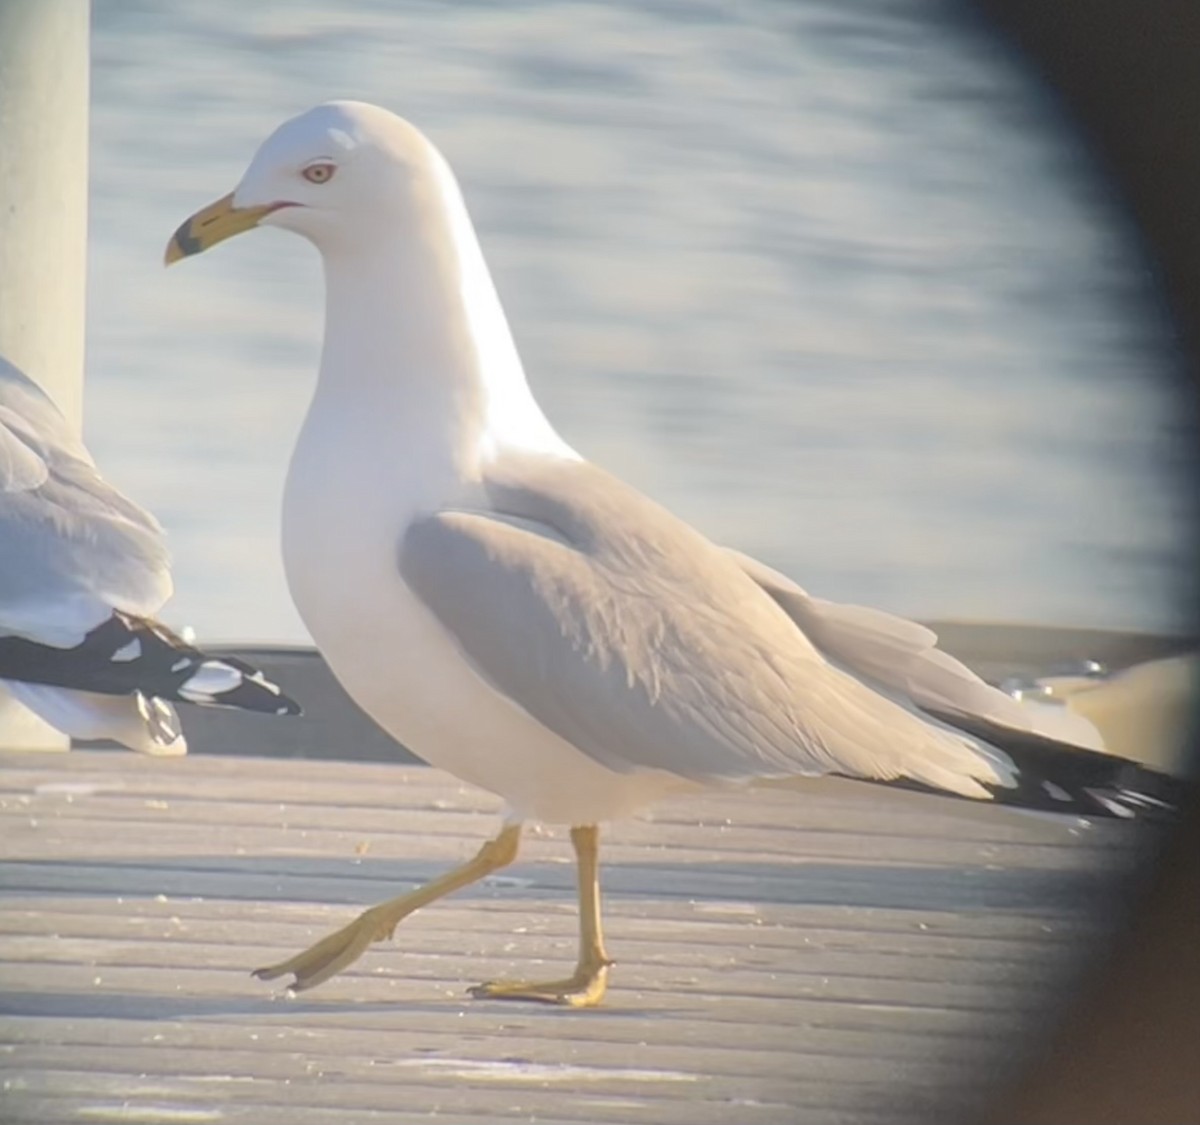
left=5, top=679, right=187, bottom=755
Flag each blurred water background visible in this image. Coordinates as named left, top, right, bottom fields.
left=84, top=0, right=1189, bottom=645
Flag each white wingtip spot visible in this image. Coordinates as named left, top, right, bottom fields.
left=248, top=671, right=281, bottom=694
left=178, top=660, right=245, bottom=704
left=1042, top=780, right=1072, bottom=803
left=133, top=692, right=187, bottom=756
left=1084, top=789, right=1136, bottom=819
left=111, top=639, right=142, bottom=663
left=1114, top=790, right=1172, bottom=812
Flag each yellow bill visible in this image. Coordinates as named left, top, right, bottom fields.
left=164, top=192, right=278, bottom=265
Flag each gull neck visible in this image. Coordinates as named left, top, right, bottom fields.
left=312, top=150, right=577, bottom=474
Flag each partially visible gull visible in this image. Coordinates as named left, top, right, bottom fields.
left=0, top=356, right=300, bottom=754
left=166, top=101, right=1182, bottom=1006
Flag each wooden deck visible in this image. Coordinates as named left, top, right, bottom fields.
left=0, top=747, right=1162, bottom=1125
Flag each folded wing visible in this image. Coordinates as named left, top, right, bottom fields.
left=727, top=549, right=1105, bottom=750
left=0, top=358, right=171, bottom=646
left=399, top=457, right=1015, bottom=799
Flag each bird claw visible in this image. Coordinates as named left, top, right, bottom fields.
left=252, top=906, right=393, bottom=992
left=468, top=961, right=611, bottom=1007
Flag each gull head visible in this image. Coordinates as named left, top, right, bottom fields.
left=165, top=101, right=439, bottom=264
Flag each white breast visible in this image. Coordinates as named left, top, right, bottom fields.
left=280, top=400, right=688, bottom=824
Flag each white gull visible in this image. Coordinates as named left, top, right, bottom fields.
left=166, top=101, right=1173, bottom=1005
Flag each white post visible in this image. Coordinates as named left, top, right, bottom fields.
left=0, top=0, right=90, bottom=749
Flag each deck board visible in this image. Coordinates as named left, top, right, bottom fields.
left=0, top=749, right=1159, bottom=1124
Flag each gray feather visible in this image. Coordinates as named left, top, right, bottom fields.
left=399, top=456, right=1012, bottom=796
left=726, top=549, right=1039, bottom=730
left=0, top=358, right=171, bottom=644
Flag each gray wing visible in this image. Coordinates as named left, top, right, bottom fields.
left=727, top=550, right=1109, bottom=748
left=399, top=457, right=1013, bottom=797
left=0, top=355, right=84, bottom=492
left=725, top=549, right=1037, bottom=729
left=0, top=358, right=171, bottom=644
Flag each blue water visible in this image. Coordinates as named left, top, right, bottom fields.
left=84, top=0, right=1188, bottom=644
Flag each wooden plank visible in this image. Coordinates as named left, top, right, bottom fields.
left=0, top=750, right=1164, bottom=1124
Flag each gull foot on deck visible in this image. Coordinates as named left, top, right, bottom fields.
left=253, top=904, right=397, bottom=993
left=468, top=959, right=613, bottom=1008
left=253, top=826, right=526, bottom=993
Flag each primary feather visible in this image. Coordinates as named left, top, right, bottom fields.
left=401, top=456, right=1019, bottom=799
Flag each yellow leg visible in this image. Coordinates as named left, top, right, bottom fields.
left=254, top=823, right=522, bottom=993
left=470, top=823, right=612, bottom=1007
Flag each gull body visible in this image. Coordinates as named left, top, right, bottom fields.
left=0, top=357, right=300, bottom=752
left=167, top=101, right=1174, bottom=1004
left=276, top=111, right=688, bottom=823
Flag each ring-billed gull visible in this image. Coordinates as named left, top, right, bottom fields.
left=166, top=101, right=1179, bottom=1006
left=0, top=356, right=300, bottom=754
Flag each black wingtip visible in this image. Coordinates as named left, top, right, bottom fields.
left=179, top=655, right=304, bottom=717
left=929, top=710, right=1187, bottom=823
left=0, top=614, right=303, bottom=718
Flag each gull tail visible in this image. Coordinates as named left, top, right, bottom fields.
left=932, top=711, right=1186, bottom=822
left=0, top=613, right=301, bottom=717
left=4, top=679, right=188, bottom=756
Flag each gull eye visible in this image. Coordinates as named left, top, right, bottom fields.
left=302, top=162, right=336, bottom=184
